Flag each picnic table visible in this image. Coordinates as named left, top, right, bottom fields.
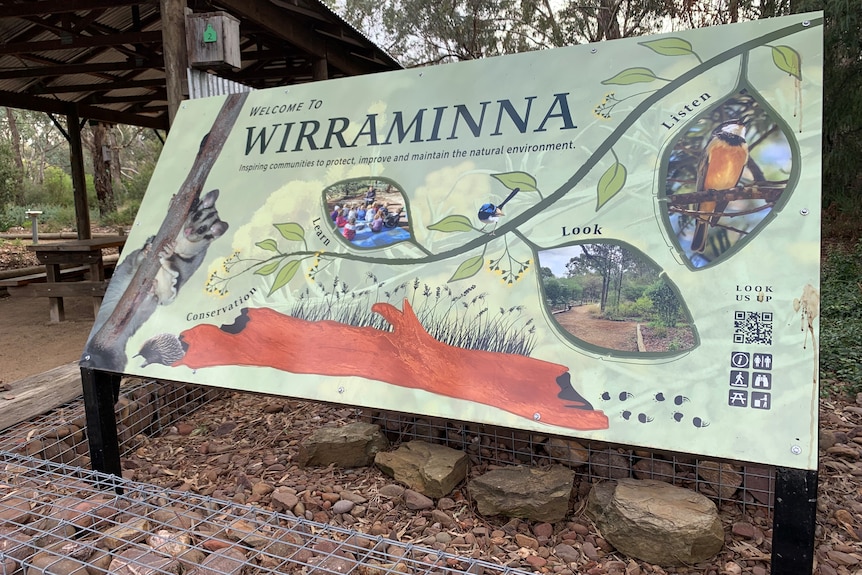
left=0, top=236, right=126, bottom=322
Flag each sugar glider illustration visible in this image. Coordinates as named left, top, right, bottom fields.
left=82, top=188, right=229, bottom=372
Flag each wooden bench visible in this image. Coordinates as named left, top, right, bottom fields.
left=0, top=255, right=118, bottom=321
left=5, top=281, right=110, bottom=298
left=0, top=265, right=91, bottom=288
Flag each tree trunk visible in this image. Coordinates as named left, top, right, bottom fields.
left=107, top=125, right=124, bottom=194
left=92, top=122, right=116, bottom=215
left=598, top=0, right=622, bottom=40
left=4, top=108, right=24, bottom=201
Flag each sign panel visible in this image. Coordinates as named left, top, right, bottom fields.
left=83, top=13, right=823, bottom=469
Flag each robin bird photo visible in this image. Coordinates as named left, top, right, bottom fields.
left=690, top=119, right=749, bottom=253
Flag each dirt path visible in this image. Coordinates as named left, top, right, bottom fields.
left=0, top=295, right=95, bottom=384
left=552, top=305, right=639, bottom=352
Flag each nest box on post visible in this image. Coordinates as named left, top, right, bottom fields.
left=186, top=11, right=241, bottom=71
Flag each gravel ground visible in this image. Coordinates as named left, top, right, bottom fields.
left=114, top=390, right=862, bottom=575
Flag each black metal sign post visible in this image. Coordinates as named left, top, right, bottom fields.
left=81, top=367, right=122, bottom=490
left=771, top=467, right=818, bottom=575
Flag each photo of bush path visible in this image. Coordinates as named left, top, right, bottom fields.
left=539, top=243, right=696, bottom=353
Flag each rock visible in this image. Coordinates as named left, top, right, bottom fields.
left=271, top=488, right=300, bottom=513
left=742, top=465, right=774, bottom=506
left=332, top=500, right=355, bottom=514
left=586, top=479, right=724, bottom=566
left=544, top=437, right=589, bottom=468
left=533, top=522, right=554, bottom=539
left=589, top=451, right=631, bottom=479
left=525, top=555, right=547, bottom=568
left=378, top=484, right=406, bottom=498
left=375, top=441, right=468, bottom=498
left=515, top=533, right=539, bottom=549
left=469, top=465, right=574, bottom=522
left=581, top=541, right=600, bottom=561
left=186, top=547, right=246, bottom=575
left=339, top=491, right=367, bottom=504
left=102, top=518, right=151, bottom=550
left=697, top=460, right=742, bottom=499
left=403, top=489, right=434, bottom=510
left=147, top=529, right=193, bottom=556
left=109, top=548, right=181, bottom=575
left=149, top=507, right=205, bottom=530
left=553, top=543, right=581, bottom=564
left=297, top=422, right=389, bottom=468
left=0, top=497, right=31, bottom=523
left=731, top=522, right=756, bottom=539
left=431, top=509, right=455, bottom=527
left=252, top=482, right=275, bottom=497
left=27, top=554, right=89, bottom=575
left=820, top=429, right=838, bottom=450
left=226, top=519, right=269, bottom=547
left=632, top=458, right=674, bottom=482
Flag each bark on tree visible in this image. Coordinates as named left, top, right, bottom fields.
left=4, top=108, right=24, bottom=193
left=92, top=122, right=116, bottom=215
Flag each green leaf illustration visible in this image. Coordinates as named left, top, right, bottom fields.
left=255, top=238, right=279, bottom=252
left=639, top=38, right=696, bottom=57
left=771, top=45, right=802, bottom=80
left=596, top=161, right=627, bottom=210
left=602, top=67, right=660, bottom=85
left=274, top=222, right=305, bottom=242
left=491, top=171, right=538, bottom=192
left=268, top=259, right=301, bottom=295
left=448, top=254, right=484, bottom=283
left=428, top=215, right=475, bottom=233
left=255, top=260, right=282, bottom=276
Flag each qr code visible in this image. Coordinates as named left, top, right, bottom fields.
left=733, top=311, right=773, bottom=345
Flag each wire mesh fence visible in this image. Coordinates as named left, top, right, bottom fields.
left=0, top=378, right=222, bottom=471
left=363, top=411, right=776, bottom=510
left=0, top=376, right=775, bottom=514
left=0, top=451, right=538, bottom=575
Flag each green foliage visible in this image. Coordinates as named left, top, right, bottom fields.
left=643, top=280, right=680, bottom=327
left=0, top=208, right=19, bottom=231
left=99, top=199, right=140, bottom=228
left=42, top=166, right=73, bottom=206
left=123, top=163, right=155, bottom=203
left=820, top=241, right=862, bottom=396
left=543, top=276, right=583, bottom=307
left=793, top=0, right=862, bottom=226
left=0, top=142, right=21, bottom=206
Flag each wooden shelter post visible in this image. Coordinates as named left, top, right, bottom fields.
left=313, top=57, right=328, bottom=81
left=161, top=0, right=189, bottom=126
left=66, top=106, right=90, bottom=240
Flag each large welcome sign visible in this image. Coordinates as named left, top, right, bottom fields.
left=83, top=13, right=823, bottom=470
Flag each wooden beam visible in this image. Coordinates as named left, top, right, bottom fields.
left=0, top=58, right=164, bottom=81
left=0, top=0, right=156, bottom=19
left=83, top=90, right=167, bottom=105
left=31, top=78, right=164, bottom=95
left=0, top=90, right=169, bottom=130
left=0, top=31, right=163, bottom=55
